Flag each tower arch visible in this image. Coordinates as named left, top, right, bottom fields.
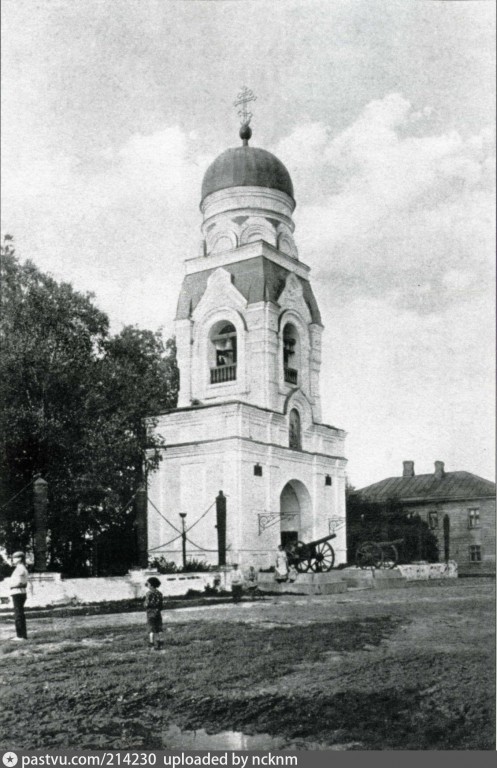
left=279, top=479, right=312, bottom=546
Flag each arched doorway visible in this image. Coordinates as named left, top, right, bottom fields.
left=279, top=480, right=312, bottom=548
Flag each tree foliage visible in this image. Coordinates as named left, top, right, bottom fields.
left=346, top=494, right=439, bottom=565
left=0, top=238, right=178, bottom=575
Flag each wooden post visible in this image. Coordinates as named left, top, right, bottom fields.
left=135, top=483, right=148, bottom=568
left=33, top=475, right=48, bottom=572
left=216, top=491, right=226, bottom=566
left=179, top=513, right=187, bottom=569
left=443, top=514, right=450, bottom=563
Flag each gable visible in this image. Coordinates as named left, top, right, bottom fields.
left=176, top=256, right=321, bottom=324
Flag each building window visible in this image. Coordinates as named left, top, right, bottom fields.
left=254, top=464, right=263, bottom=477
left=283, top=324, right=299, bottom=385
left=325, top=475, right=332, bottom=486
left=210, top=322, right=237, bottom=384
left=428, top=511, right=438, bottom=530
left=468, top=508, right=480, bottom=528
left=469, top=545, right=482, bottom=562
left=289, top=408, right=301, bottom=450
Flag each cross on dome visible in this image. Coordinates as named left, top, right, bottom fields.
left=233, top=86, right=256, bottom=145
left=233, top=86, right=257, bottom=125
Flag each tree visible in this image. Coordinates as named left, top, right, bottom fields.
left=346, top=493, right=439, bottom=564
left=0, top=238, right=178, bottom=575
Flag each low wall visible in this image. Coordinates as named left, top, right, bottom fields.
left=0, top=569, right=220, bottom=609
left=258, top=562, right=458, bottom=593
left=396, top=561, right=458, bottom=580
left=0, top=562, right=459, bottom=608
left=257, top=571, right=347, bottom=595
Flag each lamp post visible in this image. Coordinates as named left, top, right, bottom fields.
left=179, top=513, right=187, bottom=569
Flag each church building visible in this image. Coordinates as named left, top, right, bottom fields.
left=147, top=112, right=347, bottom=569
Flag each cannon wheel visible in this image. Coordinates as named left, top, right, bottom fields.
left=308, top=541, right=335, bottom=572
left=381, top=543, right=398, bottom=569
left=295, top=542, right=311, bottom=572
left=356, top=542, right=383, bottom=569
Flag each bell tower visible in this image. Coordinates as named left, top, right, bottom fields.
left=148, top=96, right=347, bottom=569
left=175, top=113, right=323, bottom=422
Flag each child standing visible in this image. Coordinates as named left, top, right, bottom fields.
left=144, top=576, right=164, bottom=650
left=246, top=565, right=259, bottom=599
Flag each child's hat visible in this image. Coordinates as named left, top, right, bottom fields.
left=12, top=551, right=25, bottom=559
left=146, top=576, right=161, bottom=588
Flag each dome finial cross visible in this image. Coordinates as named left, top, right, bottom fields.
left=234, top=86, right=257, bottom=126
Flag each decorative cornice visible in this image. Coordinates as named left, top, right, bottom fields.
left=184, top=240, right=310, bottom=279
left=154, top=433, right=347, bottom=463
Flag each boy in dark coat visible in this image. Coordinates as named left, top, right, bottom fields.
left=144, top=576, right=164, bottom=650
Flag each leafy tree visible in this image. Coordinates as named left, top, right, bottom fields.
left=0, top=237, right=178, bottom=575
left=346, top=494, right=439, bottom=565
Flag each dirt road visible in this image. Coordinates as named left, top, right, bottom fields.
left=0, top=578, right=495, bottom=750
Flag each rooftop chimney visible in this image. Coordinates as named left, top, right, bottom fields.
left=434, top=461, right=445, bottom=480
left=403, top=461, right=415, bottom=478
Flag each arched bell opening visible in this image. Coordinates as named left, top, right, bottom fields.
left=209, top=321, right=237, bottom=384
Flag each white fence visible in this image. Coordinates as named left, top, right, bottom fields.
left=0, top=569, right=222, bottom=608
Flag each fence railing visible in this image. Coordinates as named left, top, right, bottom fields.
left=211, top=364, right=237, bottom=384
left=284, top=367, right=298, bottom=385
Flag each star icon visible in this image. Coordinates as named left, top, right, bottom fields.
left=2, top=754, right=18, bottom=767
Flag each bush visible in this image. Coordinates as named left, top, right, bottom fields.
left=148, top=557, right=218, bottom=574
left=182, top=559, right=217, bottom=572
left=149, top=557, right=179, bottom=574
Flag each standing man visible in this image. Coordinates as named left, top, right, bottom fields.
left=9, top=551, right=28, bottom=640
left=230, top=563, right=244, bottom=603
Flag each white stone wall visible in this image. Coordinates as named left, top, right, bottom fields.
left=0, top=571, right=221, bottom=609
left=148, top=403, right=347, bottom=570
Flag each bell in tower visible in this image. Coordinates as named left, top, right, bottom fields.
left=148, top=93, right=347, bottom=570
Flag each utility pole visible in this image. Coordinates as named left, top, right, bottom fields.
left=179, top=513, right=187, bottom=569
left=216, top=491, right=227, bottom=566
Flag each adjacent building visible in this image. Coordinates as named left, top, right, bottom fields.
left=353, top=461, right=496, bottom=574
left=147, top=119, right=347, bottom=569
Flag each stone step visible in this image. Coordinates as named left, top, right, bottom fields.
left=257, top=580, right=347, bottom=596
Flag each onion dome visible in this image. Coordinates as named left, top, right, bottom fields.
left=201, top=126, right=294, bottom=203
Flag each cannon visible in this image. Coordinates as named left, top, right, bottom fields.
left=285, top=533, right=336, bottom=573
left=355, top=538, right=403, bottom=569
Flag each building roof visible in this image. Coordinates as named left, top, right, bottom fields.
left=355, top=471, right=496, bottom=503
left=201, top=146, right=294, bottom=203
left=176, top=255, right=321, bottom=324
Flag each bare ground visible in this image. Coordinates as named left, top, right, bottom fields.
left=0, top=578, right=495, bottom=750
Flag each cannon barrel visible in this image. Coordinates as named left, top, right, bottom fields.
left=375, top=538, right=404, bottom=547
left=303, top=532, right=337, bottom=548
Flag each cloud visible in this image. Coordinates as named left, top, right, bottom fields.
left=2, top=125, right=212, bottom=334
left=275, top=94, right=495, bottom=316
left=274, top=94, right=495, bottom=483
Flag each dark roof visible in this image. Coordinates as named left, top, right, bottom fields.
left=176, top=255, right=321, bottom=324
left=201, top=146, right=294, bottom=203
left=355, top=471, right=496, bottom=503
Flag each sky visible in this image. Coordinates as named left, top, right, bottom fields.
left=2, top=0, right=495, bottom=487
